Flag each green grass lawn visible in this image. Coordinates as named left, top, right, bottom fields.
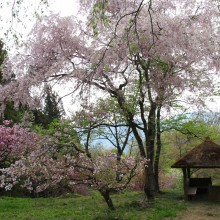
left=0, top=190, right=187, bottom=220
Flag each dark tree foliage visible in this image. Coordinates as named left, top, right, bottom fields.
left=44, top=86, right=64, bottom=122
left=0, top=40, right=7, bottom=84
left=33, top=86, right=65, bottom=128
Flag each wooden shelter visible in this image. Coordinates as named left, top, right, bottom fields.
left=171, top=137, right=220, bottom=201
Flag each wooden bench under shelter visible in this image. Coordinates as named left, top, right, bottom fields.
left=187, top=186, right=197, bottom=200
left=187, top=177, right=212, bottom=200
left=171, top=137, right=220, bottom=201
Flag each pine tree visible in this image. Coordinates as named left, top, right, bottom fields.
left=33, top=86, right=65, bottom=128
left=44, top=86, right=64, bottom=122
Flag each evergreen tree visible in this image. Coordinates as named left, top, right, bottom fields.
left=33, top=86, right=65, bottom=128
left=44, top=86, right=64, bottom=123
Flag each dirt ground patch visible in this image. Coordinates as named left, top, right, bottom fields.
left=175, top=202, right=220, bottom=220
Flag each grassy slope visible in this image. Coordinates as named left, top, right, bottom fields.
left=0, top=190, right=187, bottom=220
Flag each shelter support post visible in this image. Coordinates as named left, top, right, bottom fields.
left=182, top=168, right=188, bottom=200
left=187, top=168, right=190, bottom=179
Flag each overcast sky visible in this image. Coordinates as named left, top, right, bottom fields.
left=0, top=0, right=79, bottom=45
left=50, top=0, right=79, bottom=16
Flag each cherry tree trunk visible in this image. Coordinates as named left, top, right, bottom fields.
left=154, top=143, right=161, bottom=193
left=144, top=163, right=155, bottom=201
left=144, top=103, right=156, bottom=199
left=100, top=190, right=115, bottom=210
left=154, top=106, right=162, bottom=193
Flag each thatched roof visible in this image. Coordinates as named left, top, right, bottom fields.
left=171, top=138, right=220, bottom=168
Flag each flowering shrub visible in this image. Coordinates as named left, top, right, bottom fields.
left=0, top=120, right=146, bottom=209
left=0, top=120, right=38, bottom=168
left=1, top=150, right=141, bottom=192
left=0, top=125, right=144, bottom=209
left=159, top=170, right=177, bottom=190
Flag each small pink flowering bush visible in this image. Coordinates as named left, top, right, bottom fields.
left=159, top=170, right=177, bottom=190
left=0, top=120, right=38, bottom=168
